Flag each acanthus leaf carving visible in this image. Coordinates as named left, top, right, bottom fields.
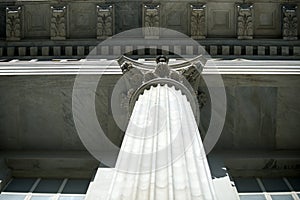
left=97, top=5, right=113, bottom=39
left=190, top=4, right=206, bottom=39
left=282, top=5, right=298, bottom=40
left=118, top=55, right=206, bottom=119
left=51, top=6, right=66, bottom=40
left=6, top=6, right=21, bottom=41
left=237, top=4, right=253, bottom=40
left=143, top=4, right=159, bottom=39
left=196, top=90, right=207, bottom=109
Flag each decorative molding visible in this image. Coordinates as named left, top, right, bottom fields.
left=143, top=4, right=160, bottom=39
left=51, top=6, right=66, bottom=40
left=237, top=4, right=253, bottom=40
left=282, top=5, right=298, bottom=41
left=6, top=6, right=21, bottom=41
left=96, top=5, right=113, bottom=39
left=181, top=61, right=203, bottom=98
left=1, top=43, right=300, bottom=57
left=190, top=4, right=206, bottom=39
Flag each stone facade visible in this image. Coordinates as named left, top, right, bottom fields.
left=0, top=1, right=299, bottom=58
left=0, top=1, right=299, bottom=40
left=0, top=1, right=300, bottom=198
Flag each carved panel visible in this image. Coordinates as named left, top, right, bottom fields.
left=190, top=4, right=206, bottom=39
left=207, top=3, right=235, bottom=37
left=161, top=3, right=188, bottom=35
left=115, top=2, right=141, bottom=34
left=97, top=5, right=114, bottom=39
left=213, top=11, right=229, bottom=29
left=24, top=4, right=50, bottom=38
left=6, top=6, right=21, bottom=41
left=69, top=3, right=96, bottom=38
left=237, top=4, right=253, bottom=40
left=143, top=4, right=159, bottom=39
left=282, top=5, right=298, bottom=40
left=51, top=6, right=66, bottom=40
left=254, top=3, right=280, bottom=37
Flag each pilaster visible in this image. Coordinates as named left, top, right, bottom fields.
left=190, top=4, right=206, bottom=39
left=143, top=4, right=160, bottom=39
left=50, top=6, right=67, bottom=40
left=237, top=4, right=253, bottom=40
left=282, top=5, right=298, bottom=40
left=6, top=6, right=22, bottom=41
left=97, top=5, right=114, bottom=39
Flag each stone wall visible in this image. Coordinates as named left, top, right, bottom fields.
left=0, top=73, right=299, bottom=152
left=1, top=1, right=300, bottom=40
left=0, top=0, right=299, bottom=58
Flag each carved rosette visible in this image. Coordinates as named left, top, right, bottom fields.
left=97, top=5, right=113, bottom=39
left=282, top=5, right=298, bottom=40
left=143, top=4, right=160, bottom=39
left=237, top=4, right=253, bottom=40
left=190, top=4, right=206, bottom=39
left=6, top=6, right=21, bottom=41
left=51, top=6, right=66, bottom=40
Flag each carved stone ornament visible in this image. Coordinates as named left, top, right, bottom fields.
left=197, top=90, right=207, bottom=109
left=143, top=4, right=160, bottom=39
left=118, top=55, right=206, bottom=113
left=97, top=5, right=113, bottom=39
left=6, top=6, right=21, bottom=41
left=237, top=4, right=253, bottom=40
left=282, top=5, right=298, bottom=40
left=190, top=4, right=206, bottom=39
left=51, top=6, right=66, bottom=40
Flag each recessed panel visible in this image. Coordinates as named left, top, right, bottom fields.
left=69, top=3, right=96, bottom=38
left=254, top=3, right=280, bottom=37
left=207, top=3, right=235, bottom=37
left=161, top=3, right=188, bottom=35
left=24, top=4, right=50, bottom=38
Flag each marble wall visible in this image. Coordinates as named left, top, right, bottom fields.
left=0, top=74, right=299, bottom=152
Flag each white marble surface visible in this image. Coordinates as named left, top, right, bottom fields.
left=106, top=85, right=217, bottom=200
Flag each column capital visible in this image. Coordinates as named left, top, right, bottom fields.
left=117, top=55, right=206, bottom=119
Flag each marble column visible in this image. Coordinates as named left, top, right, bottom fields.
left=106, top=84, right=217, bottom=200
